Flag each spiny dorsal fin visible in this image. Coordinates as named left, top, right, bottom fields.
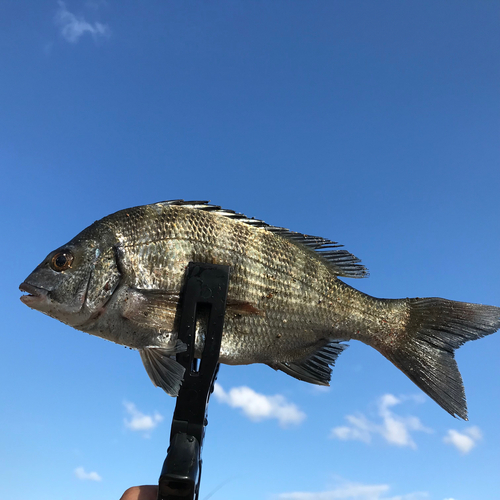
left=157, top=200, right=369, bottom=279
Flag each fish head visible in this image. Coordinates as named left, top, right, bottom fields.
left=19, top=225, right=121, bottom=328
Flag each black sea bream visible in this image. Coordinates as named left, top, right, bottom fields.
left=20, top=201, right=500, bottom=420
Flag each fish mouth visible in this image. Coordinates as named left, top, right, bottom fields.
left=19, top=282, right=49, bottom=307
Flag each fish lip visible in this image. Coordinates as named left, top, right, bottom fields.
left=19, top=282, right=49, bottom=306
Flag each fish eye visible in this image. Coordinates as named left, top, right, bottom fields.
left=50, top=251, right=74, bottom=272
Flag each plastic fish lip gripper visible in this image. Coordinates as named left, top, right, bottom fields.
left=157, top=262, right=230, bottom=500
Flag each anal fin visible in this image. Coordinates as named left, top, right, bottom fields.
left=268, top=341, right=348, bottom=385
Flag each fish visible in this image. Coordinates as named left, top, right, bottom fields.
left=19, top=200, right=500, bottom=420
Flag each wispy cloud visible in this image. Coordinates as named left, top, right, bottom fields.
left=443, top=426, right=482, bottom=454
left=276, top=477, right=428, bottom=500
left=74, top=466, right=102, bottom=482
left=85, top=0, right=108, bottom=9
left=123, top=401, right=163, bottom=437
left=55, top=1, right=110, bottom=43
left=330, top=394, right=431, bottom=449
left=213, top=383, right=306, bottom=427
left=310, top=385, right=332, bottom=394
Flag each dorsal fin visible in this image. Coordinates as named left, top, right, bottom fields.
left=156, top=200, right=369, bottom=279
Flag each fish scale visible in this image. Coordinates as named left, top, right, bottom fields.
left=112, top=206, right=362, bottom=360
left=19, top=200, right=500, bottom=420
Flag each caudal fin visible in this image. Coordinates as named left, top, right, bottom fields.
left=385, top=298, right=500, bottom=420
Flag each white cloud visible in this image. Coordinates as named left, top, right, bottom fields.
left=74, top=466, right=102, bottom=482
left=331, top=413, right=373, bottom=443
left=123, top=401, right=163, bottom=436
left=443, top=426, right=482, bottom=454
left=276, top=478, right=428, bottom=500
left=55, top=1, right=110, bottom=43
left=213, top=383, right=306, bottom=427
left=330, top=394, right=431, bottom=449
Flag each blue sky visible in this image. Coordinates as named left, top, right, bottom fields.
left=1, top=1, right=499, bottom=499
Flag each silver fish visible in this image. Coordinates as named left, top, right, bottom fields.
left=19, top=201, right=500, bottom=420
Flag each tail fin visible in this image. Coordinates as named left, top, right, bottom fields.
left=385, top=298, right=500, bottom=420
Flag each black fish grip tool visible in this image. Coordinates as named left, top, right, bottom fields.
left=157, top=263, right=230, bottom=500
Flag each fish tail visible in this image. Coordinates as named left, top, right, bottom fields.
left=383, top=298, right=500, bottom=420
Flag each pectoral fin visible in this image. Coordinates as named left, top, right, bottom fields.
left=122, top=288, right=179, bottom=329
left=139, top=343, right=186, bottom=396
left=226, top=299, right=264, bottom=316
